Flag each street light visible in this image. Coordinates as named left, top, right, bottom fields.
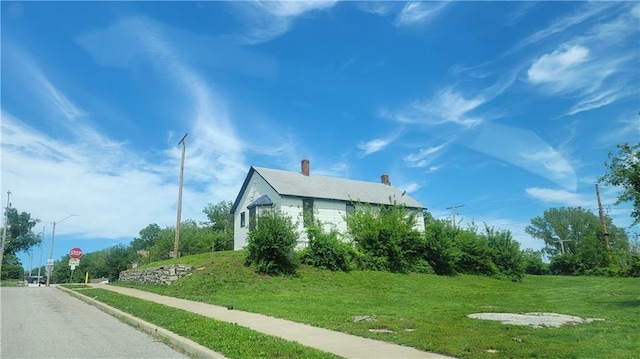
left=46, top=214, right=78, bottom=287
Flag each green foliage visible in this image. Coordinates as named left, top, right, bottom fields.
left=453, top=227, right=499, bottom=276
left=484, top=225, right=525, bottom=281
left=549, top=253, right=581, bottom=275
left=526, top=206, right=630, bottom=275
left=1, top=264, right=24, bottom=279
left=245, top=211, right=299, bottom=275
left=130, top=223, right=161, bottom=252
left=600, top=142, right=640, bottom=225
left=301, top=226, right=354, bottom=272
left=423, top=219, right=460, bottom=275
left=521, top=249, right=549, bottom=275
left=203, top=201, right=234, bottom=251
left=346, top=203, right=425, bottom=273
left=3, top=208, right=40, bottom=260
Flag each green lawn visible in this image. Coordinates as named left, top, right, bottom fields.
left=74, top=288, right=340, bottom=359
left=115, top=251, right=640, bottom=359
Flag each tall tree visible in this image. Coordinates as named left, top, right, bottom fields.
left=600, top=142, right=640, bottom=225
left=203, top=200, right=234, bottom=250
left=130, top=223, right=161, bottom=251
left=526, top=207, right=628, bottom=272
left=3, top=208, right=40, bottom=262
left=203, top=201, right=233, bottom=233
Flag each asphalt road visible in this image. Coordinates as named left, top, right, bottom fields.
left=0, top=286, right=188, bottom=359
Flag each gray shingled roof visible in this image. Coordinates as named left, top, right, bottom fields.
left=253, top=166, right=424, bottom=209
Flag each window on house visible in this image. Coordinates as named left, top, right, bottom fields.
left=346, top=203, right=355, bottom=216
left=249, top=207, right=256, bottom=231
left=303, top=198, right=314, bottom=227
left=240, top=212, right=245, bottom=227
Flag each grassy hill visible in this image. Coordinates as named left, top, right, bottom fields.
left=117, top=250, right=640, bottom=359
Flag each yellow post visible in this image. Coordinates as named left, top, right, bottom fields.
left=85, top=272, right=89, bottom=285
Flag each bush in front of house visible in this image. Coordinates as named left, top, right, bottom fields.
left=301, top=225, right=354, bottom=272
left=245, top=210, right=299, bottom=275
left=346, top=203, right=426, bottom=273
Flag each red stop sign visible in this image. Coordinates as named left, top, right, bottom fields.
left=69, top=247, right=83, bottom=259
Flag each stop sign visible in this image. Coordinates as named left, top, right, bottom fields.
left=69, top=247, right=83, bottom=259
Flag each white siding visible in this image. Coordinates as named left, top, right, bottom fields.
left=233, top=173, right=281, bottom=250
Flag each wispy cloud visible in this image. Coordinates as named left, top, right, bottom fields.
left=354, top=1, right=398, bottom=16
left=513, top=2, right=616, bottom=51
left=404, top=142, right=448, bottom=168
left=231, top=1, right=337, bottom=44
left=525, top=187, right=593, bottom=209
left=394, top=1, right=450, bottom=27
left=526, top=4, right=639, bottom=116
left=466, top=123, right=577, bottom=191
left=358, top=138, right=391, bottom=157
left=597, top=112, right=640, bottom=146
left=386, top=88, right=484, bottom=128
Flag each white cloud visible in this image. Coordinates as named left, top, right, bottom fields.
left=354, top=1, right=397, bottom=16
left=358, top=138, right=390, bottom=157
left=231, top=1, right=337, bottom=44
left=527, top=45, right=590, bottom=86
left=394, top=1, right=450, bottom=27
left=525, top=187, right=592, bottom=208
left=467, top=123, right=577, bottom=191
left=404, top=142, right=448, bottom=168
left=388, top=88, right=484, bottom=128
left=399, top=182, right=421, bottom=194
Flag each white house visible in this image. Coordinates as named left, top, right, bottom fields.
left=231, top=159, right=426, bottom=250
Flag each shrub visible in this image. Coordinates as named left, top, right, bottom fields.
left=549, top=254, right=581, bottom=275
left=454, top=229, right=499, bottom=277
left=346, top=203, right=424, bottom=273
left=302, top=226, right=354, bottom=271
left=245, top=211, right=298, bottom=275
left=522, top=249, right=549, bottom=275
left=424, top=219, right=460, bottom=275
left=484, top=225, right=525, bottom=281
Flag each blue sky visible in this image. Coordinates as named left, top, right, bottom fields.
left=2, top=1, right=638, bottom=270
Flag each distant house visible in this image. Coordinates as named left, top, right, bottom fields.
left=231, top=159, right=426, bottom=250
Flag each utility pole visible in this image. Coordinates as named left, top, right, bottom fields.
left=173, top=133, right=187, bottom=259
left=595, top=184, right=610, bottom=249
left=0, top=190, right=12, bottom=277
left=554, top=237, right=572, bottom=255
left=37, top=226, right=45, bottom=284
left=446, top=204, right=464, bottom=229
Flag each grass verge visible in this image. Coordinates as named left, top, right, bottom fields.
left=73, top=287, right=341, bottom=359
left=115, top=251, right=640, bottom=359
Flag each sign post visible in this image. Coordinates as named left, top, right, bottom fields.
left=69, top=248, right=83, bottom=283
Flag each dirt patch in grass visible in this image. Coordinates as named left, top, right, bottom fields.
left=468, top=312, right=605, bottom=328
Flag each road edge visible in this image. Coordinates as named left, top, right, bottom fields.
left=57, top=286, right=227, bottom=359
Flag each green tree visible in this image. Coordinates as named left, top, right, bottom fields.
left=600, top=142, right=640, bottom=225
left=203, top=201, right=234, bottom=251
left=526, top=207, right=628, bottom=274
left=245, top=210, right=298, bottom=275
left=130, top=223, right=161, bottom=252
left=2, top=208, right=40, bottom=262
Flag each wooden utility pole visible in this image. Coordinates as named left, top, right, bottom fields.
left=173, top=133, right=187, bottom=259
left=446, top=204, right=464, bottom=229
left=0, top=190, right=12, bottom=277
left=595, top=184, right=610, bottom=249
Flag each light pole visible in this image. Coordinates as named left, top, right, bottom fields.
left=46, top=214, right=78, bottom=287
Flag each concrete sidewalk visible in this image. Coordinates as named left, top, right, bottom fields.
left=87, top=284, right=455, bottom=359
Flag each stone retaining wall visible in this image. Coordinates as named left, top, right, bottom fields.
left=119, top=265, right=193, bottom=285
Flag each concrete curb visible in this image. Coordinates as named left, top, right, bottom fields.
left=58, top=286, right=227, bottom=359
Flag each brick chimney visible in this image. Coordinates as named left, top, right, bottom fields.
left=301, top=159, right=310, bottom=176
left=381, top=174, right=390, bottom=186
